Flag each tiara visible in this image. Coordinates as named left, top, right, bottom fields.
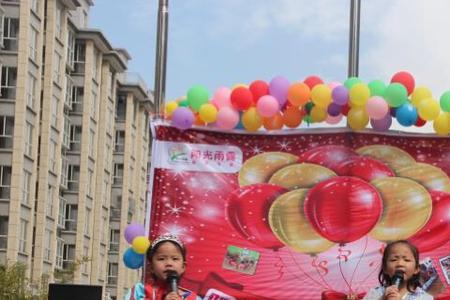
left=151, top=233, right=184, bottom=249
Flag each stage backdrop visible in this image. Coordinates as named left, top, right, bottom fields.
left=147, top=123, right=450, bottom=300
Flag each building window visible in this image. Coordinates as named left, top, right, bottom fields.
left=57, top=195, right=66, bottom=228
left=106, top=101, right=113, bottom=134
left=27, top=73, right=37, bottom=109
left=73, top=42, right=86, bottom=73
left=107, top=263, right=118, bottom=285
left=113, top=164, right=123, bottom=185
left=89, top=129, right=95, bottom=158
left=84, top=207, right=91, bottom=237
left=0, top=116, right=14, bottom=149
left=30, top=0, right=39, bottom=13
left=19, top=219, right=28, bottom=254
left=71, top=86, right=84, bottom=113
left=92, top=48, right=99, bottom=82
left=64, top=204, right=77, bottom=231
left=0, top=165, right=11, bottom=200
left=3, top=18, right=19, bottom=51
left=53, top=52, right=62, bottom=85
left=60, top=156, right=68, bottom=188
left=24, top=122, right=33, bottom=157
left=104, top=140, right=111, bottom=170
left=100, top=214, right=107, bottom=244
left=55, top=4, right=63, bottom=40
left=47, top=185, right=54, bottom=218
left=22, top=170, right=31, bottom=206
left=55, top=238, right=64, bottom=269
left=29, top=25, right=38, bottom=61
left=67, top=165, right=79, bottom=191
left=65, top=75, right=73, bottom=109
left=51, top=96, right=59, bottom=127
left=87, top=169, right=94, bottom=197
left=67, top=30, right=75, bottom=69
left=116, top=93, right=127, bottom=120
left=1, top=66, right=17, bottom=99
left=43, top=229, right=52, bottom=261
left=109, top=229, right=120, bottom=252
left=69, top=125, right=82, bottom=151
left=91, top=89, right=98, bottom=119
left=63, top=244, right=75, bottom=269
left=49, top=138, right=57, bottom=172
left=114, top=130, right=125, bottom=152
left=0, top=217, right=7, bottom=250
left=82, top=246, right=89, bottom=274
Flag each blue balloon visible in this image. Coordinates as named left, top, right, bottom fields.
left=123, top=247, right=144, bottom=269
left=396, top=102, right=417, bottom=126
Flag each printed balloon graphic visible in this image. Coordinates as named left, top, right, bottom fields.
left=226, top=183, right=288, bottom=249
left=408, top=191, right=450, bottom=252
left=303, top=176, right=383, bottom=243
left=356, top=145, right=415, bottom=172
left=334, top=156, right=394, bottom=182
left=370, top=177, right=432, bottom=241
left=269, top=189, right=335, bottom=254
left=238, top=152, right=298, bottom=186
left=268, top=163, right=337, bottom=189
left=396, top=163, right=450, bottom=193
left=299, top=145, right=358, bottom=173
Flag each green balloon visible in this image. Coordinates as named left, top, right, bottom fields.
left=368, top=80, right=386, bottom=97
left=384, top=83, right=407, bottom=108
left=178, top=99, right=189, bottom=107
left=187, top=85, right=210, bottom=112
left=440, top=91, right=450, bottom=112
left=344, top=77, right=362, bottom=89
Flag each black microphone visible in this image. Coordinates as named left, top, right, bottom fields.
left=166, top=270, right=179, bottom=294
left=392, top=270, right=405, bottom=288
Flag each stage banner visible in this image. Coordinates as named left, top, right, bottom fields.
left=147, top=123, right=450, bottom=300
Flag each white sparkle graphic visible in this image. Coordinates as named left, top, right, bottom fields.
left=277, top=140, right=291, bottom=151
left=251, top=145, right=263, bottom=154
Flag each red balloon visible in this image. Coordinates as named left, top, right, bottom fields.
left=249, top=80, right=269, bottom=103
left=304, top=177, right=382, bottom=243
left=304, top=75, right=324, bottom=89
left=230, top=87, right=254, bottom=111
left=341, top=103, right=350, bottom=116
left=391, top=71, right=415, bottom=95
left=299, top=145, right=358, bottom=173
left=334, top=156, right=395, bottom=182
left=415, top=117, right=426, bottom=127
left=408, top=191, right=450, bottom=252
left=226, top=183, right=287, bottom=249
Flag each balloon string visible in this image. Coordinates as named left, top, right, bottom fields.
left=349, top=236, right=369, bottom=288
left=338, top=246, right=354, bottom=295
left=354, top=261, right=381, bottom=292
left=284, top=249, right=330, bottom=289
left=311, top=256, right=334, bottom=290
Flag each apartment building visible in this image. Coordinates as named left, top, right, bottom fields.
left=0, top=1, right=152, bottom=299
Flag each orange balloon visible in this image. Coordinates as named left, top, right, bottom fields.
left=287, top=82, right=310, bottom=107
left=263, top=112, right=284, bottom=130
left=282, top=106, right=303, bottom=128
left=194, top=113, right=205, bottom=126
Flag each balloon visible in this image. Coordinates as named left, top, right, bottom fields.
left=415, top=117, right=426, bottom=127
left=341, top=103, right=350, bottom=116
left=238, top=152, right=298, bottom=186
left=327, top=103, right=342, bottom=117
left=396, top=102, right=418, bottom=126
left=287, top=82, right=310, bottom=107
left=178, top=99, right=189, bottom=107
left=370, top=113, right=392, bottom=131
left=230, top=87, right=254, bottom=111
left=328, top=81, right=341, bottom=90
left=216, top=107, right=239, bottom=130
left=256, top=95, right=279, bottom=117
left=349, top=83, right=370, bottom=106
left=268, top=163, right=336, bottom=189
left=132, top=236, right=150, bottom=254
left=384, top=83, right=407, bottom=108
left=408, top=191, right=450, bottom=252
left=269, top=189, right=335, bottom=254
left=269, top=76, right=290, bottom=107
left=249, top=80, right=269, bottom=102
left=390, top=71, right=415, bottom=95
left=303, top=75, right=323, bottom=89
left=241, top=107, right=262, bottom=132
left=433, top=113, right=450, bottom=136
left=344, top=77, right=362, bottom=89
left=411, top=86, right=432, bottom=107
left=310, top=106, right=327, bottom=122
left=332, top=85, right=349, bottom=106
left=368, top=79, right=386, bottom=97
left=282, top=106, right=303, bottom=128
left=171, top=107, right=195, bottom=130
left=439, top=90, right=450, bottom=112
left=356, top=144, right=415, bottom=172
left=347, top=107, right=369, bottom=130
left=212, top=87, right=232, bottom=109
left=299, top=145, right=358, bottom=173
left=199, top=103, right=218, bottom=123
left=365, top=96, right=389, bottom=120
left=335, top=156, right=394, bottom=181
left=164, top=101, right=179, bottom=117
left=311, top=84, right=332, bottom=108
left=304, top=176, right=383, bottom=243
left=124, top=223, right=145, bottom=244
left=187, top=85, right=210, bottom=112
left=226, top=183, right=288, bottom=249
left=396, top=162, right=450, bottom=193
left=262, top=112, right=284, bottom=131
left=417, top=98, right=440, bottom=121
left=370, top=177, right=432, bottom=241
left=326, top=114, right=343, bottom=125
left=123, top=247, right=144, bottom=269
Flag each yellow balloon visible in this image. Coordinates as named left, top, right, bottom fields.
left=269, top=189, right=335, bottom=254
left=347, top=107, right=369, bottom=130
left=349, top=83, right=370, bottom=106
left=411, top=86, right=432, bottom=107
left=269, top=163, right=336, bottom=189
left=232, top=83, right=248, bottom=89
left=417, top=98, right=440, bottom=121
left=310, top=84, right=332, bottom=108
left=241, top=107, right=262, bottom=132
left=396, top=162, right=450, bottom=193
left=199, top=103, right=218, bottom=123
left=132, top=236, right=151, bottom=254
left=370, top=177, right=432, bottom=242
left=165, top=101, right=179, bottom=117
left=433, top=113, right=450, bottom=136
left=238, top=152, right=298, bottom=186
left=310, top=106, right=327, bottom=122
left=356, top=144, right=415, bottom=172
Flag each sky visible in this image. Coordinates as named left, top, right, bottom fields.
left=89, top=1, right=450, bottom=132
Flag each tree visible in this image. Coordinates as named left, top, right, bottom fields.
left=0, top=263, right=47, bottom=300
left=53, top=256, right=90, bottom=283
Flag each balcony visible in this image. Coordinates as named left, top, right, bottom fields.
left=109, top=208, right=121, bottom=220
left=64, top=219, right=77, bottom=232
left=109, top=243, right=119, bottom=252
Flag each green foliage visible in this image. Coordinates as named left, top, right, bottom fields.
left=0, top=263, right=48, bottom=300
left=53, top=256, right=91, bottom=284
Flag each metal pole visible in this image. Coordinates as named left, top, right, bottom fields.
left=348, top=0, right=361, bottom=77
left=153, top=0, right=169, bottom=118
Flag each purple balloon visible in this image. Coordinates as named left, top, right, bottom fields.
left=269, top=76, right=290, bottom=107
left=171, top=107, right=195, bottom=130
left=327, top=103, right=342, bottom=117
left=124, top=223, right=145, bottom=244
left=332, top=86, right=349, bottom=106
left=371, top=114, right=392, bottom=131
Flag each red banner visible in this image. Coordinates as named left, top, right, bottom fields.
left=147, top=124, right=450, bottom=300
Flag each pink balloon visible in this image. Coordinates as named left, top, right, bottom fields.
left=212, top=86, right=231, bottom=109
left=256, top=95, right=279, bottom=117
left=328, top=81, right=342, bottom=90
left=326, top=114, right=343, bottom=124
left=365, top=96, right=389, bottom=120
left=216, top=107, right=239, bottom=130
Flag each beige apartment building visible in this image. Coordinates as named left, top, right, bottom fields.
left=0, top=1, right=152, bottom=299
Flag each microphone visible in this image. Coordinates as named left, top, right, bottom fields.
left=166, top=270, right=179, bottom=294
left=392, top=270, right=404, bottom=288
